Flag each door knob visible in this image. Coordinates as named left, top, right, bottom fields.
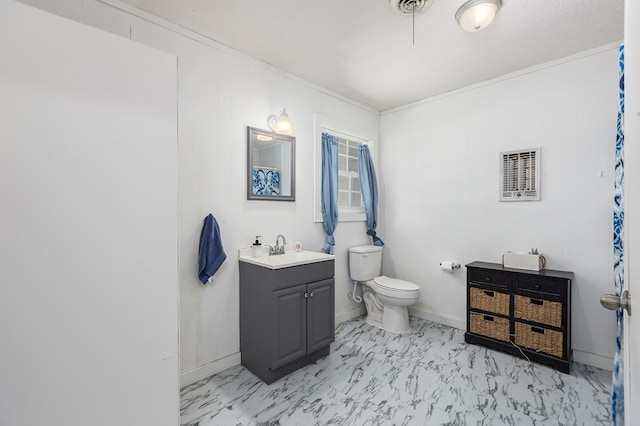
left=600, top=291, right=631, bottom=315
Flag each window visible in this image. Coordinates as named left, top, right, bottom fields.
left=335, top=133, right=364, bottom=210
left=313, top=114, right=377, bottom=222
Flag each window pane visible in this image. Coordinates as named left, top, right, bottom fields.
left=348, top=157, right=359, bottom=173
left=348, top=145, right=359, bottom=157
left=339, top=175, right=349, bottom=191
left=338, top=141, right=347, bottom=155
left=338, top=155, right=346, bottom=171
left=351, top=176, right=360, bottom=191
left=338, top=191, right=349, bottom=207
left=351, top=191, right=362, bottom=207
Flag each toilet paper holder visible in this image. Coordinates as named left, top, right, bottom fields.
left=439, top=261, right=461, bottom=271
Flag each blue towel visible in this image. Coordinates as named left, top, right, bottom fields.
left=198, top=214, right=227, bottom=284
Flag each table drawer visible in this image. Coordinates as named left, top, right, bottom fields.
left=515, top=276, right=562, bottom=298
left=469, top=287, right=510, bottom=316
left=468, top=268, right=511, bottom=288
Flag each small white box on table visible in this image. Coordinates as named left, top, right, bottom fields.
left=502, top=252, right=545, bottom=271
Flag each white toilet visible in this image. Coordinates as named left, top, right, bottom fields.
left=348, top=245, right=420, bottom=333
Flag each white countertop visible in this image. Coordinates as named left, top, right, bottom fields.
left=238, top=247, right=335, bottom=270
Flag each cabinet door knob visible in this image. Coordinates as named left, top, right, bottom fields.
left=304, top=292, right=309, bottom=298
left=309, top=292, right=314, bottom=298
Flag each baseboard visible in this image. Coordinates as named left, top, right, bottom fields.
left=335, top=306, right=366, bottom=324
left=179, top=352, right=241, bottom=388
left=573, top=349, right=613, bottom=371
left=408, top=307, right=466, bottom=331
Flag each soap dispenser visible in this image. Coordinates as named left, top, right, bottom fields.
left=252, top=236, right=262, bottom=257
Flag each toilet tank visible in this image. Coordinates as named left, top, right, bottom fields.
left=348, top=245, right=383, bottom=281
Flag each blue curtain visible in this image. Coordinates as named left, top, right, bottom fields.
left=611, top=43, right=625, bottom=426
left=358, top=144, right=384, bottom=246
left=321, top=132, right=339, bottom=254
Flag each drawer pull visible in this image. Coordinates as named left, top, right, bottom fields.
left=485, top=277, right=492, bottom=282
left=531, top=326, right=545, bottom=334
left=484, top=315, right=495, bottom=322
left=530, top=299, right=544, bottom=306
left=484, top=290, right=495, bottom=297
left=534, top=284, right=541, bottom=290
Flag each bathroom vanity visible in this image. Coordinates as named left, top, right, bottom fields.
left=239, top=250, right=335, bottom=384
left=465, top=261, right=574, bottom=373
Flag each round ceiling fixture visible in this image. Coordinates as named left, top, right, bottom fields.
left=389, top=0, right=435, bottom=15
left=455, top=0, right=502, bottom=32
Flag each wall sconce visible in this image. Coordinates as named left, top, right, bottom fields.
left=455, top=0, right=502, bottom=32
left=267, top=109, right=293, bottom=135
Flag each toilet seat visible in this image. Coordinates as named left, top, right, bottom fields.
left=372, top=276, right=420, bottom=299
left=374, top=276, right=419, bottom=291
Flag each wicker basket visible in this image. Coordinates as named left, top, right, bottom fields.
left=514, top=295, right=562, bottom=328
left=469, top=312, right=510, bottom=342
left=514, top=321, right=563, bottom=358
left=470, top=287, right=510, bottom=316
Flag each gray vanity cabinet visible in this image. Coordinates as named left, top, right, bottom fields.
left=240, top=259, right=335, bottom=384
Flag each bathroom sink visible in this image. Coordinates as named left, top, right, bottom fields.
left=238, top=249, right=335, bottom=270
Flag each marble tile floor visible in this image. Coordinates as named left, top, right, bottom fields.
left=180, top=317, right=611, bottom=426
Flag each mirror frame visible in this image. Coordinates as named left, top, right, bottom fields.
left=247, top=126, right=296, bottom=201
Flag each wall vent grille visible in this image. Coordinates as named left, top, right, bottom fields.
left=499, top=148, right=540, bottom=201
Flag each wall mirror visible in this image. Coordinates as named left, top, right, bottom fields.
left=247, top=126, right=295, bottom=201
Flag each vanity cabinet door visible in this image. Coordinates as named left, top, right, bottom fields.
left=307, top=278, right=335, bottom=354
left=271, top=283, right=307, bottom=369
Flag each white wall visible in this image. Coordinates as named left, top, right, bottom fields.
left=380, top=46, right=620, bottom=369
left=15, top=0, right=379, bottom=384
left=0, top=1, right=178, bottom=424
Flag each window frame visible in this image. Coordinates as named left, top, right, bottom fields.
left=335, top=130, right=365, bottom=212
left=313, top=114, right=377, bottom=223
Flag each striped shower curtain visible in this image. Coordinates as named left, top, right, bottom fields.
left=611, top=43, right=625, bottom=426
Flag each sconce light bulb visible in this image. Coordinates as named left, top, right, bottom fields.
left=275, top=109, right=293, bottom=135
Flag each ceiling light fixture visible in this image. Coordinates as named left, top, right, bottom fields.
left=267, top=109, right=293, bottom=135
left=455, top=0, right=502, bottom=32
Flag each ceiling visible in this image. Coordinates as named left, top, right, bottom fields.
left=119, top=0, right=624, bottom=111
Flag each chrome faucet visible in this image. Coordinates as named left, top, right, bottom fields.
left=270, top=234, right=287, bottom=255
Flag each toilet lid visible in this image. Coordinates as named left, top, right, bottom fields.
left=374, top=276, right=419, bottom=291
